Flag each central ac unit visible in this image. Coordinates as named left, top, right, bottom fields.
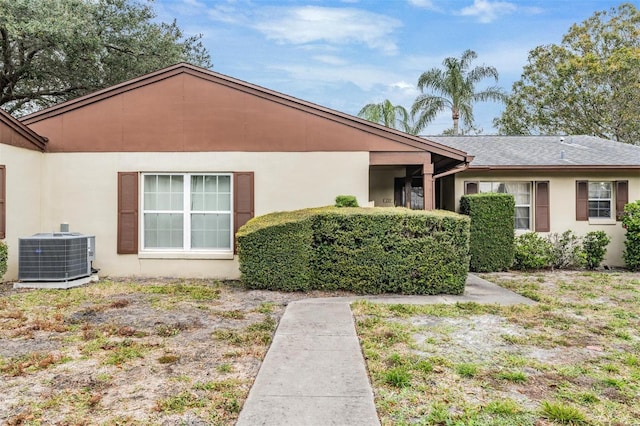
left=18, top=233, right=95, bottom=282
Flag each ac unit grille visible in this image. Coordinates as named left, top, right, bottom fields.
left=18, top=234, right=93, bottom=281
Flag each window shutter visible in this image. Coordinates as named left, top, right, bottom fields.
left=234, top=172, right=254, bottom=252
left=534, top=181, right=550, bottom=232
left=464, top=181, right=479, bottom=195
left=0, top=165, right=5, bottom=239
left=576, top=180, right=588, bottom=221
left=615, top=180, right=628, bottom=221
left=117, top=172, right=139, bottom=254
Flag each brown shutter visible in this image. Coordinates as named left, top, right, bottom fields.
left=464, top=181, right=479, bottom=195
left=234, top=172, right=254, bottom=252
left=117, top=172, right=139, bottom=254
left=615, top=180, right=628, bottom=221
left=576, top=180, right=588, bottom=221
left=0, top=165, right=5, bottom=239
left=534, top=181, right=550, bottom=232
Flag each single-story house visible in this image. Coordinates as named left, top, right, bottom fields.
left=376, top=135, right=640, bottom=266
left=0, top=63, right=637, bottom=280
left=0, top=63, right=471, bottom=280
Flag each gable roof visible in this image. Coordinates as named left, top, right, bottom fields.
left=0, top=108, right=47, bottom=152
left=424, top=135, right=640, bottom=170
left=20, top=63, right=470, bottom=166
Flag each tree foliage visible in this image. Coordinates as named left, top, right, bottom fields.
left=358, top=99, right=415, bottom=134
left=411, top=49, right=505, bottom=135
left=0, top=0, right=211, bottom=115
left=495, top=3, right=640, bottom=145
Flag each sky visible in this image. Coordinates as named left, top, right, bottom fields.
left=153, top=0, right=630, bottom=134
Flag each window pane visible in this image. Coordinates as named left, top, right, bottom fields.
left=191, top=213, right=231, bottom=249
left=515, top=207, right=530, bottom=230
left=218, top=175, right=231, bottom=192
left=144, top=213, right=183, bottom=248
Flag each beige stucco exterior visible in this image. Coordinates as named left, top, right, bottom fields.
left=26, top=151, right=368, bottom=279
left=0, top=144, right=44, bottom=279
left=454, top=170, right=640, bottom=266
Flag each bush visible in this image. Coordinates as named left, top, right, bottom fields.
left=622, top=200, right=640, bottom=271
left=547, top=230, right=585, bottom=269
left=0, top=240, right=7, bottom=280
left=513, top=232, right=552, bottom=270
left=238, top=207, right=470, bottom=295
left=582, top=231, right=611, bottom=270
left=334, top=195, right=359, bottom=207
left=460, top=193, right=515, bottom=272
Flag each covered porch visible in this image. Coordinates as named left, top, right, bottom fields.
left=368, top=150, right=471, bottom=211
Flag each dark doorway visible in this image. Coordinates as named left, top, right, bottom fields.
left=394, top=177, right=424, bottom=209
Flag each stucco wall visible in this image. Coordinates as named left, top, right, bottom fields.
left=369, top=166, right=406, bottom=207
left=38, top=151, right=369, bottom=279
left=454, top=170, right=640, bottom=267
left=0, top=144, right=43, bottom=280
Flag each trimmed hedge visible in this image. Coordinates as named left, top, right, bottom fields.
left=237, top=207, right=470, bottom=295
left=0, top=240, right=7, bottom=280
left=460, top=193, right=515, bottom=272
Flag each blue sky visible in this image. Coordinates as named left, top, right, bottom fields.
left=154, top=0, right=628, bottom=134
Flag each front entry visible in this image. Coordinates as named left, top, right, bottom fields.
left=394, top=177, right=424, bottom=209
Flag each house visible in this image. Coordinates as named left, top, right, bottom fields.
left=0, top=63, right=471, bottom=280
left=1, top=64, right=637, bottom=281
left=426, top=135, right=640, bottom=267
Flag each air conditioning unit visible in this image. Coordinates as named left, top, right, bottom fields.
left=18, top=233, right=95, bottom=282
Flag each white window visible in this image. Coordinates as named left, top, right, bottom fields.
left=142, top=174, right=232, bottom=251
left=588, top=181, right=612, bottom=219
left=479, top=181, right=531, bottom=230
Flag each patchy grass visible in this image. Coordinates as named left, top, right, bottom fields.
left=0, top=278, right=301, bottom=424
left=353, top=270, right=640, bottom=425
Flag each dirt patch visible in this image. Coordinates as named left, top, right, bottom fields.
left=0, top=278, right=348, bottom=424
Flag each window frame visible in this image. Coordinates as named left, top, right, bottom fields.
left=140, top=172, right=234, bottom=253
left=587, top=181, right=613, bottom=220
left=478, top=181, right=532, bottom=231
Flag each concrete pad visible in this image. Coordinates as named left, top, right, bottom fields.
left=236, top=395, right=379, bottom=426
left=13, top=274, right=99, bottom=290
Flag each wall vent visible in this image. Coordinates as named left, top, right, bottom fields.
left=18, top=233, right=95, bottom=282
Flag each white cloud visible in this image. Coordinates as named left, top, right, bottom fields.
left=458, top=0, right=517, bottom=23
left=407, top=0, right=436, bottom=9
left=312, top=55, right=349, bottom=66
left=254, top=6, right=402, bottom=55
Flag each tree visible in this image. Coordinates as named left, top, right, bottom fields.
left=0, top=0, right=211, bottom=115
left=495, top=3, right=640, bottom=145
left=411, top=49, right=505, bottom=135
left=358, top=99, right=416, bottom=134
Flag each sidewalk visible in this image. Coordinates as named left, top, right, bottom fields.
left=235, top=274, right=534, bottom=426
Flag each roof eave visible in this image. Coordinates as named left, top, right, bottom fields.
left=468, top=164, right=640, bottom=171
left=0, top=109, right=48, bottom=151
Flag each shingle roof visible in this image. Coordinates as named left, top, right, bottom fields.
left=423, top=135, right=640, bottom=169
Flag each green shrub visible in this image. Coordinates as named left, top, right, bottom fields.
left=622, top=200, right=640, bottom=271
left=582, top=231, right=611, bottom=270
left=460, top=193, right=514, bottom=272
left=513, top=232, right=552, bottom=270
left=238, top=207, right=470, bottom=295
left=547, top=230, right=585, bottom=269
left=0, top=240, right=7, bottom=280
left=334, top=195, right=359, bottom=207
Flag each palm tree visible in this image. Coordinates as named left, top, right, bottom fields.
left=358, top=99, right=416, bottom=134
left=411, top=49, right=505, bottom=135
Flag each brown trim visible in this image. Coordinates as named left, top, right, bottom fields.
left=534, top=181, right=550, bottom=232
left=615, top=180, right=629, bottom=221
left=0, top=165, right=5, bottom=239
left=468, top=165, right=640, bottom=171
left=369, top=152, right=431, bottom=165
left=117, top=172, right=139, bottom=254
left=20, top=63, right=469, bottom=161
left=576, top=180, right=588, bottom=221
left=233, top=172, right=254, bottom=253
left=464, top=181, right=479, bottom=195
left=0, top=109, right=47, bottom=151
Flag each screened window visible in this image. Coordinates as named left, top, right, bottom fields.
left=588, top=181, right=612, bottom=219
left=142, top=174, right=232, bottom=251
left=479, top=181, right=531, bottom=230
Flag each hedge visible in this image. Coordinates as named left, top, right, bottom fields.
left=460, top=193, right=515, bottom=272
left=0, top=240, right=7, bottom=280
left=237, top=207, right=470, bottom=295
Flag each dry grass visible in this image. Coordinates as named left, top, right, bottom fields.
left=354, top=270, right=640, bottom=426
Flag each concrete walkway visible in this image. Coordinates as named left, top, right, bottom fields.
left=235, top=275, right=534, bottom=426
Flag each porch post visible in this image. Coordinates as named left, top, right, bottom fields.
left=423, top=163, right=434, bottom=210
left=404, top=169, right=412, bottom=209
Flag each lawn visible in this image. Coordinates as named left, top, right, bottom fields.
left=0, top=278, right=311, bottom=425
left=353, top=270, right=640, bottom=425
